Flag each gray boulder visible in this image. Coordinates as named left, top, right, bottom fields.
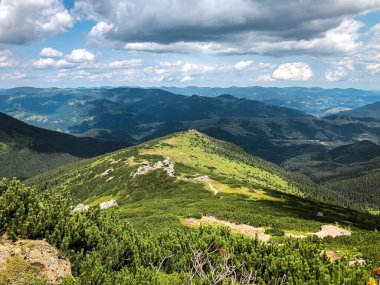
left=100, top=199, right=118, bottom=210
left=72, top=203, right=89, bottom=213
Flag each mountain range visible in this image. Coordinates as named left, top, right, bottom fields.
left=2, top=87, right=380, bottom=284
left=162, top=86, right=380, bottom=116
left=2, top=87, right=380, bottom=163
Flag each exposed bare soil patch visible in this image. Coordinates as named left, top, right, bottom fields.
left=182, top=216, right=270, bottom=242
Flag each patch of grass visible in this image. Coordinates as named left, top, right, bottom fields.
left=0, top=257, right=47, bottom=285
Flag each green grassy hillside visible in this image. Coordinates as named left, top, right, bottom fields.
left=27, top=131, right=380, bottom=268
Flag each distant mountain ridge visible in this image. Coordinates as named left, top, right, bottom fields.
left=162, top=86, right=380, bottom=116
left=2, top=87, right=380, bottom=165
left=339, top=101, right=380, bottom=120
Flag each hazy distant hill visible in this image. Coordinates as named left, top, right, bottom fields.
left=2, top=87, right=380, bottom=165
left=339, top=101, right=380, bottom=120
left=0, top=87, right=307, bottom=133
left=162, top=86, right=380, bottom=116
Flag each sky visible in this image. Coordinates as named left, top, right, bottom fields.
left=0, top=0, right=380, bottom=89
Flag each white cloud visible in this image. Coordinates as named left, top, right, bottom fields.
left=234, top=60, right=254, bottom=71
left=124, top=41, right=239, bottom=55
left=257, top=62, right=276, bottom=72
left=40, top=48, right=64, bottom=58
left=0, top=71, right=26, bottom=80
left=0, top=50, right=17, bottom=68
left=358, top=23, right=380, bottom=74
left=51, top=68, right=139, bottom=82
left=325, top=58, right=354, bottom=81
left=66, top=49, right=95, bottom=62
left=255, top=74, right=276, bottom=82
left=109, top=59, right=142, bottom=68
left=180, top=75, right=193, bottom=82
left=144, top=60, right=221, bottom=82
left=272, top=62, right=313, bottom=81
left=32, top=58, right=74, bottom=69
left=88, top=21, right=116, bottom=46
left=0, top=0, right=73, bottom=44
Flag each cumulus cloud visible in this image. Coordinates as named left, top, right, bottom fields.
left=358, top=24, right=380, bottom=74
left=0, top=0, right=73, bottom=44
left=255, top=74, right=276, bottom=82
left=0, top=71, right=26, bottom=80
left=109, top=59, right=143, bottom=68
left=32, top=58, right=75, bottom=69
left=325, top=58, right=354, bottom=81
left=53, top=68, right=139, bottom=82
left=272, top=62, right=313, bottom=81
left=234, top=60, right=254, bottom=71
left=0, top=50, right=18, bottom=68
left=31, top=48, right=97, bottom=70
left=76, top=0, right=380, bottom=55
left=30, top=47, right=146, bottom=84
left=40, top=48, right=64, bottom=58
left=66, top=49, right=95, bottom=62
left=144, top=60, right=222, bottom=82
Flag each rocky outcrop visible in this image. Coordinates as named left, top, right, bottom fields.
left=0, top=235, right=71, bottom=284
left=72, top=203, right=89, bottom=213
left=162, top=157, right=175, bottom=177
left=99, top=199, right=118, bottom=209
left=100, top=168, right=113, bottom=178
left=132, top=158, right=175, bottom=178
left=349, top=259, right=366, bottom=266
left=132, top=160, right=151, bottom=178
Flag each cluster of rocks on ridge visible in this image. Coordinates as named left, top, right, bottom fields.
left=132, top=157, right=175, bottom=178
left=72, top=199, right=118, bottom=213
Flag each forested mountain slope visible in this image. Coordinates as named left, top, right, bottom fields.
left=0, top=112, right=129, bottom=179
left=282, top=140, right=380, bottom=210
left=340, top=100, right=380, bottom=120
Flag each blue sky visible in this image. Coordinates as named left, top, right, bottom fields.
left=0, top=0, right=379, bottom=89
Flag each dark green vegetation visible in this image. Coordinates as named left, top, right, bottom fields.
left=0, top=112, right=129, bottom=179
left=1, top=176, right=379, bottom=284
left=24, top=130, right=380, bottom=282
left=282, top=140, right=380, bottom=210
